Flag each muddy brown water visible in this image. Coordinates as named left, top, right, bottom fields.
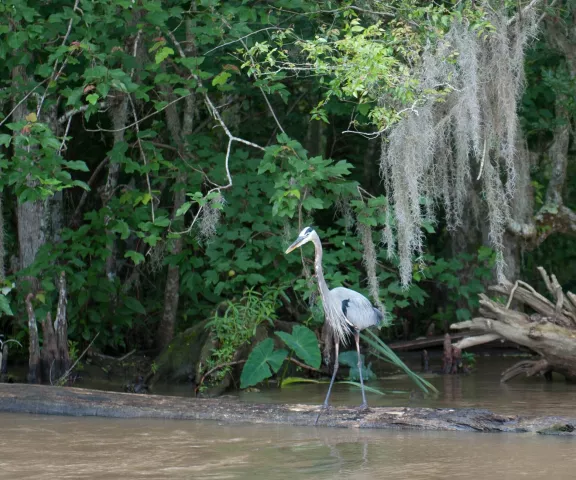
left=1, top=355, right=576, bottom=479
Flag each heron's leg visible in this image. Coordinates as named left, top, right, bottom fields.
left=355, top=331, right=368, bottom=410
left=315, top=340, right=339, bottom=425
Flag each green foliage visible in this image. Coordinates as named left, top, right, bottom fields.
left=260, top=134, right=356, bottom=218
left=338, top=350, right=376, bottom=382
left=240, top=338, right=288, bottom=389
left=462, top=351, right=477, bottom=368
left=362, top=329, right=438, bottom=395
left=275, top=325, right=321, bottom=370
left=0, top=281, right=15, bottom=317
left=0, top=0, right=570, bottom=374
left=205, top=287, right=280, bottom=385
left=240, top=324, right=321, bottom=388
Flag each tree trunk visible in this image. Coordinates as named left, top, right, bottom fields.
left=26, top=272, right=70, bottom=384
left=11, top=64, right=49, bottom=282
left=451, top=267, right=576, bottom=382
left=102, top=96, right=129, bottom=283
left=156, top=19, right=196, bottom=350
left=25, top=294, right=40, bottom=383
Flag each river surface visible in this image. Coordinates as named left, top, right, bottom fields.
left=1, top=355, right=576, bottom=479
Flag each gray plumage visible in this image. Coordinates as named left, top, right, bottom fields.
left=285, top=227, right=383, bottom=422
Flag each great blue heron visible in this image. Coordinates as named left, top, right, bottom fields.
left=285, top=227, right=383, bottom=422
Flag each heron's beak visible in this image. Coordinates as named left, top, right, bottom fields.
left=285, top=236, right=305, bottom=254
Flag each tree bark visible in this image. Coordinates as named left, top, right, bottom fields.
left=101, top=96, right=129, bottom=283
left=451, top=268, right=576, bottom=382
left=11, top=64, right=60, bottom=282
left=26, top=272, right=70, bottom=384
left=156, top=19, right=196, bottom=350
left=25, top=294, right=40, bottom=383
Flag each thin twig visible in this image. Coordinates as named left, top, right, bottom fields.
left=288, top=357, right=321, bottom=372
left=0, top=80, right=48, bottom=127
left=506, top=280, right=519, bottom=309
left=164, top=27, right=264, bottom=235
left=220, top=18, right=286, bottom=135
left=85, top=94, right=192, bottom=133
left=37, top=0, right=81, bottom=119
left=70, top=157, right=109, bottom=223
left=203, top=27, right=282, bottom=56
left=58, top=101, right=109, bottom=124
left=59, top=115, right=73, bottom=155
left=57, top=332, right=100, bottom=386
left=508, top=0, right=546, bottom=26
left=195, top=359, right=246, bottom=394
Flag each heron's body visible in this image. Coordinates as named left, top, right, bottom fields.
left=329, top=286, right=383, bottom=332
left=285, top=227, right=383, bottom=423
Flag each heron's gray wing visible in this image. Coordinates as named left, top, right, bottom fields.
left=330, top=287, right=382, bottom=331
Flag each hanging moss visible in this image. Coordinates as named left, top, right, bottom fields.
left=379, top=7, right=539, bottom=285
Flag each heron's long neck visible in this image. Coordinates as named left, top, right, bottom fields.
left=312, top=236, right=331, bottom=299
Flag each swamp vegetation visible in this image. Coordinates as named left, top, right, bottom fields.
left=0, top=0, right=575, bottom=395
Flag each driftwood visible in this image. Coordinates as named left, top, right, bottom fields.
left=451, top=267, right=576, bottom=382
left=0, top=383, right=575, bottom=435
left=389, top=332, right=471, bottom=351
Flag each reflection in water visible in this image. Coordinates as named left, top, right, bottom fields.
left=2, top=355, right=576, bottom=479
left=237, top=355, right=576, bottom=417
left=0, top=413, right=575, bottom=480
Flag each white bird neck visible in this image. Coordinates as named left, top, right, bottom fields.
left=311, top=233, right=331, bottom=299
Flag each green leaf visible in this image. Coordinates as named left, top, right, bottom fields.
left=179, top=56, right=205, bottom=70
left=240, top=338, right=288, bottom=388
left=124, top=296, right=146, bottom=315
left=275, top=325, right=321, bottom=369
left=212, top=71, right=231, bottom=87
left=362, top=330, right=438, bottom=396
left=125, top=250, right=145, bottom=265
left=302, top=196, right=324, bottom=211
left=0, top=295, right=13, bottom=316
left=0, top=134, right=11, bottom=147
left=111, top=220, right=130, bottom=240
left=337, top=381, right=385, bottom=395
left=175, top=201, right=192, bottom=217
left=86, top=93, right=99, bottom=105
left=155, top=47, right=174, bottom=64
left=279, top=377, right=323, bottom=387
left=64, top=160, right=89, bottom=172
left=153, top=216, right=170, bottom=227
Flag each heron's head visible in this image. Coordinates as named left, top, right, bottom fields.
left=285, top=227, right=316, bottom=254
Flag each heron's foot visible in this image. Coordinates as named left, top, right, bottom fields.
left=356, top=402, right=369, bottom=412
left=314, top=404, right=331, bottom=425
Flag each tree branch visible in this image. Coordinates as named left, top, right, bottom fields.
left=453, top=333, right=503, bottom=350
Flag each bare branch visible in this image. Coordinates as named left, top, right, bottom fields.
left=58, top=115, right=73, bottom=155
left=70, top=157, right=109, bottom=225
left=58, top=101, right=109, bottom=124
left=164, top=28, right=265, bottom=235
left=507, top=0, right=546, bottom=26
left=36, top=0, right=81, bottom=119
left=0, top=80, right=48, bottom=127
left=453, top=334, right=503, bottom=350
left=203, top=27, right=282, bottom=56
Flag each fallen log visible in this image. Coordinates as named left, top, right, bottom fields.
left=451, top=267, right=576, bottom=383
left=0, top=383, right=575, bottom=435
